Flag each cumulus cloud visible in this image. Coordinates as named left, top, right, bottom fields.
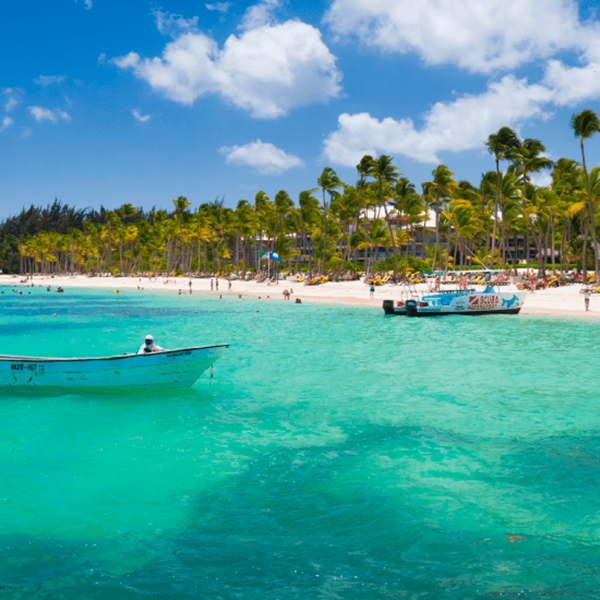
left=1, top=116, right=13, bottom=132
left=34, top=75, right=68, bottom=87
left=74, top=0, right=92, bottom=9
left=153, top=8, right=199, bottom=38
left=324, top=0, right=596, bottom=73
left=542, top=39, right=600, bottom=106
left=114, top=15, right=341, bottom=119
left=220, top=139, right=304, bottom=174
left=3, top=88, right=21, bottom=113
left=323, top=76, right=554, bottom=166
left=132, top=108, right=151, bottom=122
left=206, top=2, right=232, bottom=13
left=239, top=0, right=279, bottom=30
left=28, top=106, right=71, bottom=123
left=530, top=172, right=553, bottom=188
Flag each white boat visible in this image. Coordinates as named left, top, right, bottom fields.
left=0, top=344, right=228, bottom=389
left=384, top=287, right=526, bottom=317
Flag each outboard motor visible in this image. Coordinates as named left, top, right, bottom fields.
left=406, top=298, right=419, bottom=317
left=382, top=299, right=395, bottom=315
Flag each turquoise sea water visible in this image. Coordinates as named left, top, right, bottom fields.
left=1, top=285, right=600, bottom=599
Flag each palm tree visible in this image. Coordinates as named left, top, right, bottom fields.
left=332, top=184, right=359, bottom=276
left=552, top=158, right=581, bottom=275
left=486, top=127, right=519, bottom=267
left=358, top=218, right=391, bottom=275
left=570, top=109, right=600, bottom=282
left=512, top=138, right=554, bottom=270
left=351, top=155, right=374, bottom=239
left=298, top=189, right=320, bottom=276
left=252, top=191, right=270, bottom=272
left=371, top=155, right=401, bottom=279
left=423, top=164, right=458, bottom=270
left=234, top=200, right=254, bottom=275
left=317, top=167, right=342, bottom=273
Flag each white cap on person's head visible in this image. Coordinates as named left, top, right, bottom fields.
left=145, top=334, right=153, bottom=342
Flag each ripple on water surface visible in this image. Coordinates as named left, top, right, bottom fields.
left=0, top=287, right=599, bottom=598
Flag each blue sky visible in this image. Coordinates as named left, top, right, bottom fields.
left=2, top=0, right=600, bottom=220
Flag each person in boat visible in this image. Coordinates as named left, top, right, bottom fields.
left=137, top=335, right=164, bottom=354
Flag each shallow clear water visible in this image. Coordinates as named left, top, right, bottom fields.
left=1, top=284, right=600, bottom=599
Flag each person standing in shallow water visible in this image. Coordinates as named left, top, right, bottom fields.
left=189, top=280, right=192, bottom=294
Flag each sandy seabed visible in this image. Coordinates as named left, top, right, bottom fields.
left=1, top=274, right=598, bottom=319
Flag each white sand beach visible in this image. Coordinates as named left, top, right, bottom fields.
left=2, top=274, right=598, bottom=318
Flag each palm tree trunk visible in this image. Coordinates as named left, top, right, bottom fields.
left=322, top=194, right=328, bottom=273
left=580, top=139, right=600, bottom=282
left=491, top=159, right=501, bottom=267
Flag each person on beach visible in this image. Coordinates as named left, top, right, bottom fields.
left=584, top=288, right=591, bottom=311
left=210, top=279, right=214, bottom=291
left=189, top=280, right=192, bottom=294
left=137, top=334, right=164, bottom=354
left=228, top=279, right=232, bottom=292
left=215, top=279, right=219, bottom=291
left=369, top=284, right=375, bottom=299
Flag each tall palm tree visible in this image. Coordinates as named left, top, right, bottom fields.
left=298, top=189, right=320, bottom=276
left=317, top=167, right=342, bottom=273
left=371, top=155, right=401, bottom=279
left=332, top=184, right=359, bottom=275
left=486, top=127, right=519, bottom=267
left=570, top=109, right=600, bottom=282
left=423, top=164, right=458, bottom=270
left=512, top=138, right=554, bottom=270
left=351, top=155, right=374, bottom=239
left=252, top=191, right=270, bottom=272
left=273, top=190, right=293, bottom=241
left=552, top=158, right=581, bottom=275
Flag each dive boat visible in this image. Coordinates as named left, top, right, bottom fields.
left=383, top=287, right=526, bottom=317
left=0, top=344, right=228, bottom=389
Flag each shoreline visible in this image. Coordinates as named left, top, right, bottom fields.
left=2, top=274, right=599, bottom=319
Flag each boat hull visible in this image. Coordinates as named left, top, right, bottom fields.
left=0, top=345, right=228, bottom=389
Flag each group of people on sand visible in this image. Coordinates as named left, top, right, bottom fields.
left=282, top=288, right=294, bottom=300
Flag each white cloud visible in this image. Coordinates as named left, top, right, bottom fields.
left=220, top=139, right=304, bottom=174
left=34, top=75, right=67, bottom=87
left=323, top=76, right=554, bottom=166
left=84, top=0, right=92, bottom=8
left=132, top=108, right=151, bottom=122
left=97, top=52, right=107, bottom=65
left=28, top=106, right=71, bottom=123
left=1, top=117, right=13, bottom=131
left=206, top=2, right=232, bottom=13
left=239, top=0, right=279, bottom=31
left=324, top=0, right=596, bottom=73
left=542, top=39, right=600, bottom=106
left=530, top=172, right=553, bottom=188
left=114, top=18, right=341, bottom=119
left=3, top=88, right=20, bottom=113
left=153, top=8, right=199, bottom=38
